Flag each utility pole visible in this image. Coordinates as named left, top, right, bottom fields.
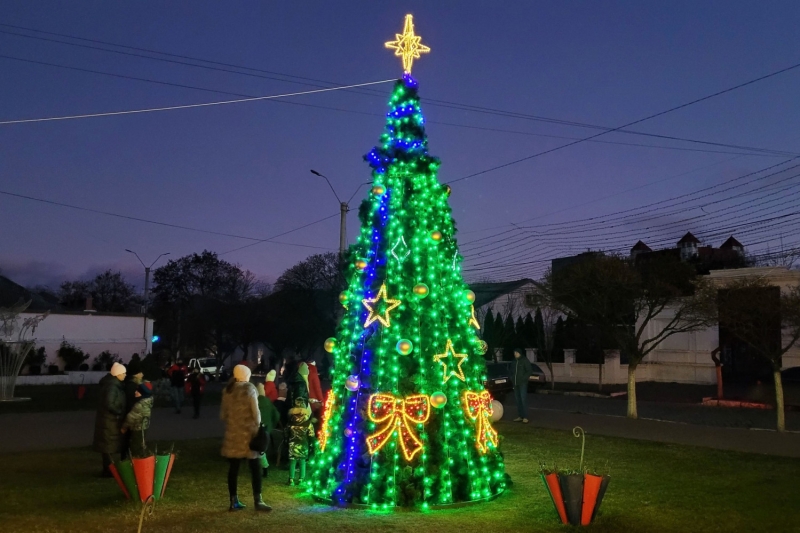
left=310, top=169, right=368, bottom=256
left=339, top=202, right=348, bottom=255
left=126, top=250, right=170, bottom=352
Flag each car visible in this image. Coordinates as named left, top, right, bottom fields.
left=528, top=363, right=548, bottom=391
left=188, top=357, right=224, bottom=381
left=483, top=361, right=513, bottom=401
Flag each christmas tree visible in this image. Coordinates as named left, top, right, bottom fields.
left=308, top=15, right=506, bottom=509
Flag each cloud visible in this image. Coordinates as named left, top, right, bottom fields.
left=0, top=259, right=146, bottom=290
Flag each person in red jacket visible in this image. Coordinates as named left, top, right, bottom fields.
left=305, top=360, right=324, bottom=417
left=263, top=370, right=278, bottom=403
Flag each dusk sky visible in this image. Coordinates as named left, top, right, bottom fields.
left=1, top=1, right=799, bottom=289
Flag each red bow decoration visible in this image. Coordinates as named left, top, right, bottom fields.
left=462, top=390, right=499, bottom=454
left=366, top=393, right=430, bottom=461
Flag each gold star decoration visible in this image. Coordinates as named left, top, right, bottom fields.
left=469, top=305, right=481, bottom=329
left=433, top=339, right=468, bottom=384
left=385, top=14, right=430, bottom=74
left=362, top=283, right=402, bottom=328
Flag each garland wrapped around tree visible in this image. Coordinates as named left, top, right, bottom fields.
left=307, top=15, right=506, bottom=509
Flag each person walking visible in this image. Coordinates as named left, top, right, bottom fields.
left=513, top=350, right=532, bottom=423
left=93, top=362, right=126, bottom=477
left=121, top=382, right=154, bottom=458
left=220, top=364, right=271, bottom=512
left=286, top=396, right=314, bottom=486
left=167, top=359, right=187, bottom=414
left=187, top=367, right=206, bottom=419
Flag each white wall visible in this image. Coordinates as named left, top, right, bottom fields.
left=20, top=312, right=154, bottom=368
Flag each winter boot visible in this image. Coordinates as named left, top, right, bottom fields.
left=254, top=497, right=272, bottom=512
left=229, top=495, right=246, bottom=511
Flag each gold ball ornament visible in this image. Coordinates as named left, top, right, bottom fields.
left=477, top=340, right=488, bottom=355
left=430, top=392, right=447, bottom=408
left=323, top=338, right=337, bottom=353
left=443, top=184, right=452, bottom=197
left=345, top=375, right=360, bottom=392
left=412, top=283, right=429, bottom=298
left=339, top=291, right=348, bottom=306
left=355, top=260, right=368, bottom=271
left=465, top=290, right=476, bottom=303
left=371, top=185, right=386, bottom=196
left=430, top=230, right=443, bottom=242
left=395, top=339, right=413, bottom=356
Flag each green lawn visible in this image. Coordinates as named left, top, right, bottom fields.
left=1, top=424, right=798, bottom=532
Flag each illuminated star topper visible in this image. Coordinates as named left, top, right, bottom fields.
left=385, top=14, right=430, bottom=74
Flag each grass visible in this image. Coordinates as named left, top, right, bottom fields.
left=1, top=423, right=799, bottom=532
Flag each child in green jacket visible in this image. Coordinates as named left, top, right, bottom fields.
left=121, top=382, right=154, bottom=458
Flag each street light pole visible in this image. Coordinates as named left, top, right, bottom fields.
left=125, top=249, right=170, bottom=351
left=310, top=169, right=368, bottom=256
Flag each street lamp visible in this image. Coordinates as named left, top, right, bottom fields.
left=125, top=249, right=170, bottom=348
left=310, top=170, right=368, bottom=255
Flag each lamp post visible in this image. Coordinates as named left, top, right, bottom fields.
left=125, top=250, right=170, bottom=350
left=310, top=170, right=368, bottom=255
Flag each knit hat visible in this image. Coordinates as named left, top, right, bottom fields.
left=298, top=363, right=309, bottom=377
left=110, top=362, right=126, bottom=377
left=127, top=359, right=142, bottom=376
left=266, top=370, right=276, bottom=382
left=137, top=382, right=153, bottom=398
left=233, top=364, right=251, bottom=383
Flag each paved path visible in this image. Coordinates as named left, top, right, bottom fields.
left=2, top=395, right=800, bottom=458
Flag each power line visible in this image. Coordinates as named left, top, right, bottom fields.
left=0, top=78, right=394, bottom=125
left=446, top=60, right=800, bottom=184
left=460, top=158, right=800, bottom=247
left=0, top=188, right=337, bottom=250
left=2, top=24, right=796, bottom=159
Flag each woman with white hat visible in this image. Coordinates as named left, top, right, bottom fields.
left=220, top=364, right=271, bottom=512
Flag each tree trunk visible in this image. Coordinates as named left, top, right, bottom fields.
left=627, top=363, right=638, bottom=419
left=716, top=364, right=724, bottom=400
left=774, top=369, right=785, bottom=432
left=546, top=362, right=555, bottom=390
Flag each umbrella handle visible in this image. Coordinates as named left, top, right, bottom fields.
left=573, top=426, right=585, bottom=473
left=138, top=495, right=155, bottom=533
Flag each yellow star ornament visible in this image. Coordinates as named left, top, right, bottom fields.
left=362, top=283, right=401, bottom=328
left=433, top=339, right=468, bottom=384
left=385, top=14, right=430, bottom=74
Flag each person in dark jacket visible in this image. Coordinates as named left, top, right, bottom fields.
left=167, top=359, right=188, bottom=414
left=284, top=360, right=309, bottom=410
left=255, top=383, right=281, bottom=477
left=93, top=362, right=127, bottom=476
left=513, top=350, right=532, bottom=423
left=220, top=365, right=271, bottom=512
left=121, top=382, right=154, bottom=458
left=121, top=359, right=144, bottom=459
left=188, top=367, right=206, bottom=419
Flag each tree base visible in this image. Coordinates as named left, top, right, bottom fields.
left=311, top=488, right=504, bottom=511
